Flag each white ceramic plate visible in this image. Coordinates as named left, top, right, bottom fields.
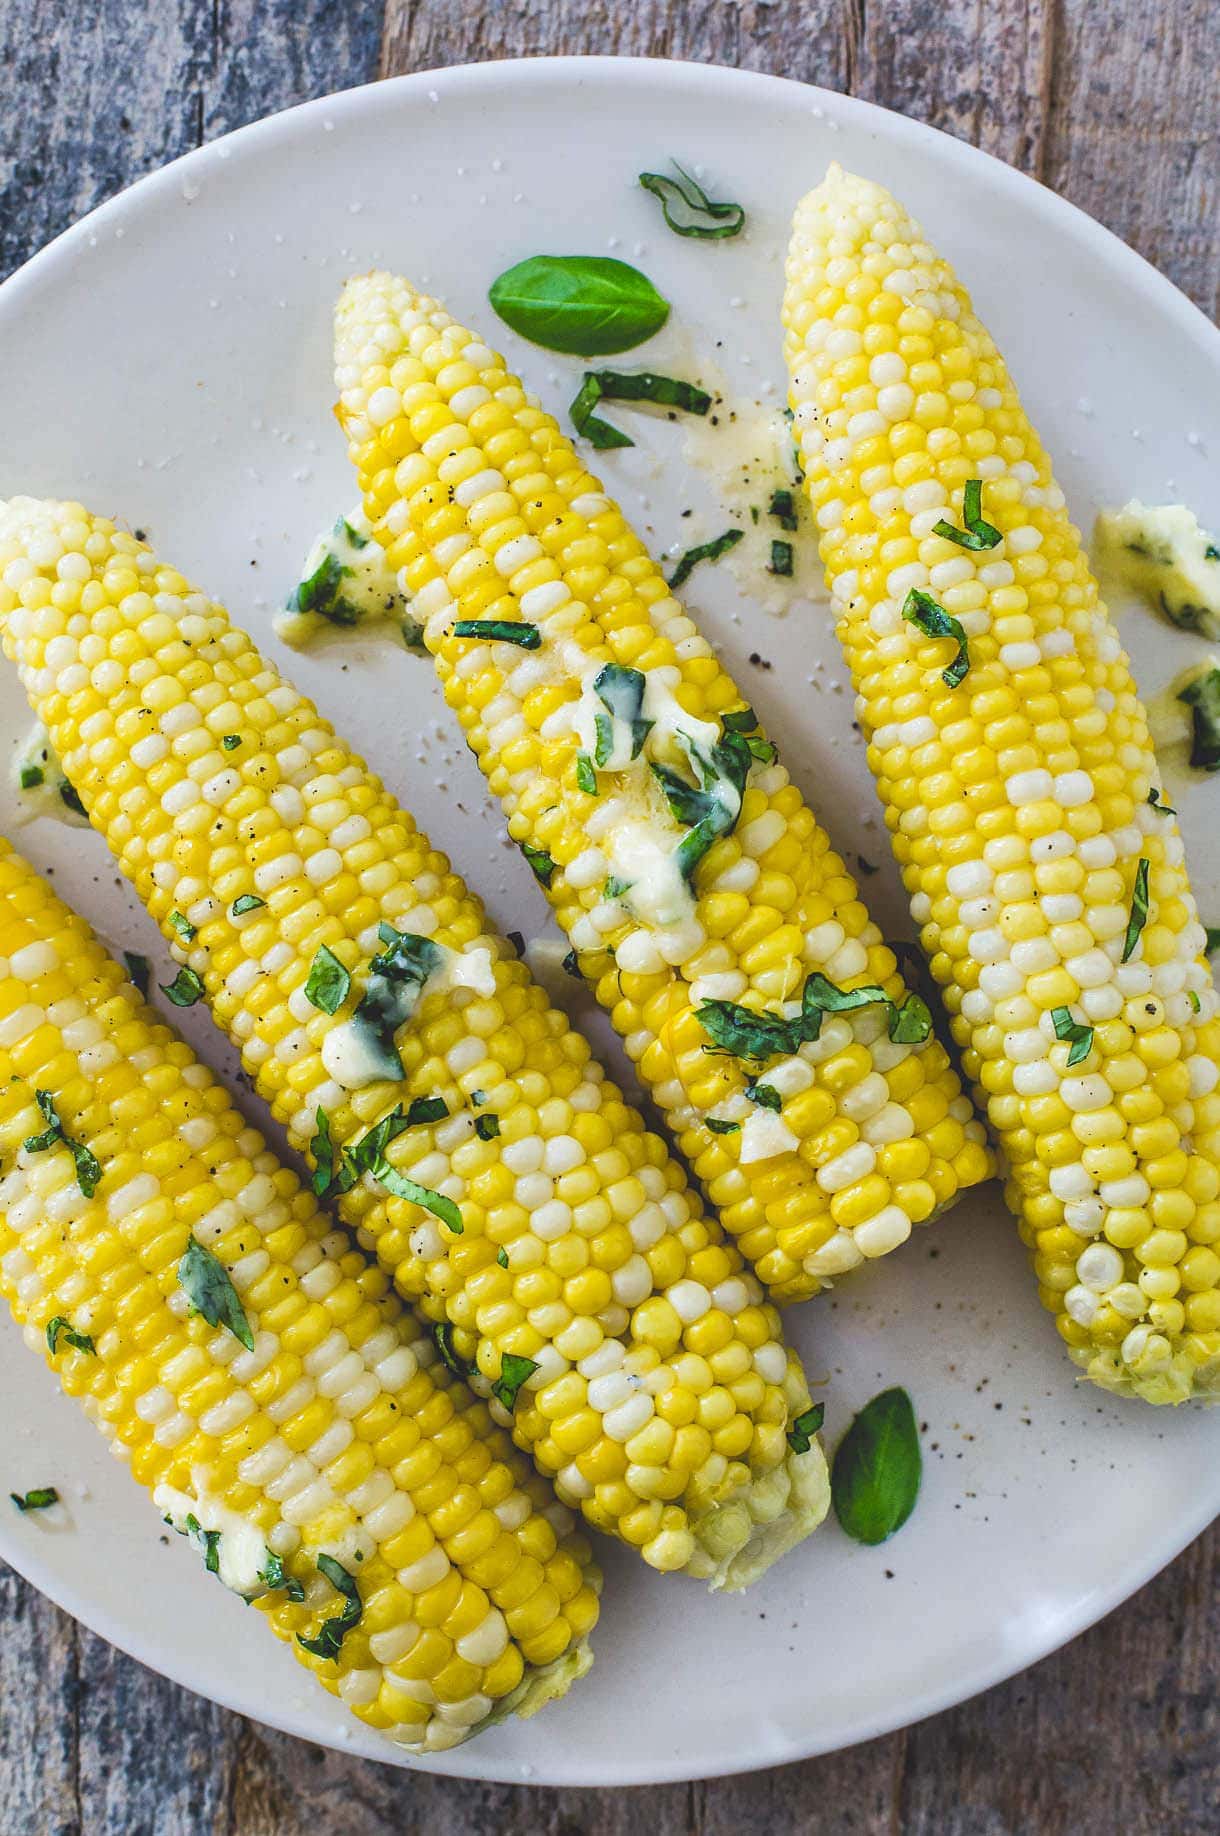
left=1, top=56, right=1218, bottom=1789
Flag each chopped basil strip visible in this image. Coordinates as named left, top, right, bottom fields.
left=374, top=1162, right=464, bottom=1234
left=162, top=966, right=205, bottom=1007
left=932, top=478, right=1001, bottom=551
left=570, top=369, right=712, bottom=451
left=19, top=763, right=43, bottom=789
left=902, top=588, right=970, bottom=688
left=474, top=1113, right=501, bottom=1141
left=1207, top=928, right=1220, bottom=956
left=768, top=488, right=798, bottom=531
left=497, top=1246, right=509, bottom=1268
left=177, top=1236, right=255, bottom=1352
left=1147, top=788, right=1176, bottom=816
left=593, top=664, right=653, bottom=759
left=122, top=951, right=151, bottom=997
left=721, top=706, right=759, bottom=734
left=433, top=1321, right=473, bottom=1380
left=1177, top=666, right=1220, bottom=771
left=404, top=1095, right=449, bottom=1128
left=768, top=539, right=794, bottom=578
left=507, top=931, right=526, bottom=958
left=11, top=1487, right=58, bottom=1513
left=169, top=910, right=196, bottom=942
left=310, top=1108, right=336, bottom=1197
left=1051, top=1006, right=1094, bottom=1067
left=304, top=944, right=351, bottom=1015
left=575, top=753, right=598, bottom=795
left=492, top=1352, right=539, bottom=1413
left=258, top=1551, right=305, bottom=1602
left=58, top=781, right=86, bottom=817
left=697, top=1001, right=805, bottom=1062
left=638, top=162, right=745, bottom=240
left=787, top=1401, right=825, bottom=1455
left=1121, top=857, right=1151, bottom=964
left=298, top=1555, right=362, bottom=1662
left=349, top=926, right=443, bottom=1081
left=185, top=1513, right=222, bottom=1576
left=666, top=527, right=743, bottom=591
left=288, top=521, right=372, bottom=627
left=222, top=734, right=242, bottom=750
left=452, top=619, right=541, bottom=649
left=831, top=1387, right=922, bottom=1545
left=705, top=1117, right=741, bottom=1135
left=746, top=1082, right=782, bottom=1111
left=230, top=894, right=264, bottom=917
left=1189, top=989, right=1202, bottom=1015
left=318, top=1098, right=447, bottom=1198
left=562, top=948, right=582, bottom=979
left=488, top=254, right=670, bottom=356
left=24, top=1090, right=102, bottom=1197
left=46, top=1317, right=96, bottom=1357
left=699, top=969, right=932, bottom=1063
left=604, top=875, right=631, bottom=900
left=520, top=842, right=557, bottom=887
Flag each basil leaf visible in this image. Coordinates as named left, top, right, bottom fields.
left=768, top=488, right=798, bottom=531
left=185, top=1513, right=222, bottom=1576
left=746, top=1082, right=782, bottom=1111
left=169, top=910, right=196, bottom=942
left=697, top=1000, right=805, bottom=1062
left=23, top=1091, right=102, bottom=1197
left=1177, top=666, right=1220, bottom=771
left=177, top=1236, right=255, bottom=1352
left=520, top=842, right=557, bottom=887
left=433, top=1321, right=473, bottom=1381
left=11, top=1487, right=58, bottom=1512
left=1051, top=1005, right=1094, bottom=1067
left=721, top=706, right=759, bottom=734
left=326, top=1101, right=430, bottom=1196
left=298, top=1555, right=362, bottom=1661
left=404, top=1095, right=449, bottom=1128
left=230, top=894, right=264, bottom=917
left=292, top=539, right=358, bottom=626
left=1207, top=927, right=1220, bottom=955
left=593, top=711, right=615, bottom=767
left=1121, top=857, right=1151, bottom=964
left=474, top=1113, right=501, bottom=1141
left=652, top=761, right=714, bottom=829
left=787, top=1401, right=825, bottom=1455
left=604, top=875, right=632, bottom=900
left=666, top=528, right=743, bottom=591
left=831, top=1387, right=921, bottom=1545
left=222, top=734, right=242, bottom=750
left=491, top=1352, right=539, bottom=1412
left=768, top=540, right=794, bottom=578
left=305, top=945, right=351, bottom=1015
left=1190, top=989, right=1203, bottom=1014
left=162, top=967, right=205, bottom=1007
left=888, top=992, right=934, bottom=1045
left=638, top=163, right=745, bottom=240
left=19, top=763, right=43, bottom=789
left=349, top=928, right=443, bottom=1081
left=903, top=588, right=970, bottom=688
left=258, top=1551, right=305, bottom=1602
left=705, top=1117, right=740, bottom=1135
left=452, top=620, right=541, bottom=649
left=570, top=370, right=712, bottom=451
left=699, top=969, right=932, bottom=1066
left=562, top=949, right=582, bottom=979
left=58, top=780, right=86, bottom=817
left=310, top=1108, right=336, bottom=1197
left=932, top=478, right=1001, bottom=551
left=374, top=1161, right=464, bottom=1234
left=569, top=375, right=636, bottom=451
left=1147, top=787, right=1176, bottom=816
left=489, top=254, right=669, bottom=356
left=46, top=1316, right=96, bottom=1357
left=593, top=664, right=652, bottom=761
left=122, top=951, right=150, bottom=996
left=575, top=753, right=598, bottom=795
left=497, top=1246, right=509, bottom=1268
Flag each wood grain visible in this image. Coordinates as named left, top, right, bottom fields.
left=1, top=2, right=1218, bottom=1831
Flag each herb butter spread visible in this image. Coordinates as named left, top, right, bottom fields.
left=321, top=943, right=496, bottom=1090
left=278, top=506, right=423, bottom=650
left=154, top=1479, right=271, bottom=1597
left=10, top=720, right=89, bottom=828
left=1095, top=500, right=1220, bottom=639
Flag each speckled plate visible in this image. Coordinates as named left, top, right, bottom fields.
left=1, top=56, right=1219, bottom=1789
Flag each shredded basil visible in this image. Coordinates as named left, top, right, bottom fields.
left=746, top=1082, right=782, bottom=1111
left=317, top=1097, right=448, bottom=1198
left=1121, top=857, right=1151, bottom=964
left=46, top=1317, right=96, bottom=1357
left=184, top=1513, right=221, bottom=1576
left=903, top=588, right=970, bottom=688
left=222, top=734, right=242, bottom=750
left=11, top=1487, right=58, bottom=1513
left=604, top=875, right=631, bottom=900
left=492, top=1352, right=539, bottom=1413
left=169, top=910, right=196, bottom=942
left=289, top=519, right=369, bottom=626
left=19, top=763, right=43, bottom=789
left=787, top=1402, right=825, bottom=1455
left=768, top=540, right=794, bottom=578
left=666, top=528, right=743, bottom=591
left=433, top=1321, right=473, bottom=1380
left=304, top=944, right=351, bottom=1015
left=932, top=478, right=1001, bottom=551
left=638, top=162, right=745, bottom=239
left=575, top=753, right=598, bottom=795
left=177, top=1236, right=255, bottom=1351
left=452, top=619, right=541, bottom=649
left=298, top=1555, right=362, bottom=1661
left=230, top=894, right=264, bottom=917
left=474, top=1113, right=501, bottom=1141
left=1147, top=788, right=1176, bottom=816
left=721, top=707, right=759, bottom=734
left=698, top=968, right=932, bottom=1064
left=570, top=369, right=711, bottom=450
left=349, top=925, right=443, bottom=1080
left=1189, top=989, right=1202, bottom=1015
left=520, top=842, right=557, bottom=887
left=58, top=781, right=86, bottom=817
left=1177, top=666, right=1220, bottom=771
left=705, top=1117, right=741, bottom=1135
left=562, top=948, right=582, bottom=979
left=161, top=966, right=205, bottom=1007
left=23, top=1091, right=102, bottom=1197
left=497, top=1246, right=509, bottom=1268
left=768, top=488, right=798, bottom=531
left=1207, top=928, right=1220, bottom=955
left=310, top=1108, right=336, bottom=1197
left=831, top=1387, right=922, bottom=1545
left=122, top=951, right=151, bottom=997
left=1051, top=1006, right=1094, bottom=1068
left=488, top=254, right=670, bottom=356
left=593, top=664, right=653, bottom=760
left=375, top=1162, right=464, bottom=1234
left=258, top=1551, right=305, bottom=1602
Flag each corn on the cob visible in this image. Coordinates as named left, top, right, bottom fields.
left=0, top=837, right=600, bottom=1750
left=331, top=273, right=992, bottom=1307
left=783, top=165, right=1220, bottom=1404
left=0, top=497, right=829, bottom=1582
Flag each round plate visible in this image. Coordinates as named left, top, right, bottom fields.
left=1, top=56, right=1218, bottom=1789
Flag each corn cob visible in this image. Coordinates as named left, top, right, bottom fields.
left=331, top=273, right=992, bottom=1306
left=0, top=497, right=829, bottom=1582
left=0, top=838, right=600, bottom=1750
left=783, top=165, right=1220, bottom=1404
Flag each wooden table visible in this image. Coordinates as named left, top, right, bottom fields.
left=1, top=4, right=1216, bottom=1831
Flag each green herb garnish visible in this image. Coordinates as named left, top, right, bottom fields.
left=221, top=734, right=242, bottom=751
left=903, top=588, right=970, bottom=688
left=310, top=1108, right=336, bottom=1197
left=520, top=842, right=557, bottom=887
left=1121, top=857, right=1151, bottom=964
left=593, top=663, right=653, bottom=760
left=562, top=949, right=582, bottom=979
left=24, top=1090, right=102, bottom=1197
left=169, top=910, right=196, bottom=942
left=161, top=967, right=205, bottom=1007
left=46, top=1317, right=96, bottom=1357
left=375, top=1163, right=464, bottom=1234
left=698, top=970, right=932, bottom=1063
left=570, top=369, right=711, bottom=450
left=11, top=1487, right=58, bottom=1513
left=787, top=1402, right=825, bottom=1455
left=489, top=254, right=669, bottom=357
left=1147, top=788, right=1176, bottom=816
left=491, top=1352, right=539, bottom=1413
left=497, top=1247, right=509, bottom=1268
left=1177, top=666, right=1220, bottom=772
left=638, top=162, right=745, bottom=240
left=298, top=1555, right=362, bottom=1661
left=831, top=1387, right=921, bottom=1545
left=768, top=539, right=794, bottom=578
left=746, top=1082, right=782, bottom=1111
left=1207, top=927, right=1220, bottom=955
left=230, top=894, right=264, bottom=917
left=304, top=944, right=351, bottom=1015
left=258, top=1551, right=305, bottom=1602
left=18, top=763, right=43, bottom=789
left=177, top=1236, right=255, bottom=1351
left=452, top=620, right=541, bottom=649
left=474, top=1113, right=501, bottom=1141
left=122, top=951, right=150, bottom=996
left=1189, top=989, right=1202, bottom=1014
left=185, top=1513, right=222, bottom=1576
left=932, top=478, right=1001, bottom=551
left=348, top=926, right=443, bottom=1080
left=433, top=1321, right=473, bottom=1381
left=1051, top=1006, right=1094, bottom=1067
left=768, top=488, right=798, bottom=531
left=666, top=528, right=744, bottom=591
left=575, top=753, right=598, bottom=795
left=58, top=781, right=86, bottom=817
left=705, top=1117, right=741, bottom=1135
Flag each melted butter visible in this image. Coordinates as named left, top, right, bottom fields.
left=1095, top=500, right=1220, bottom=639
left=739, top=1108, right=800, bottom=1165
left=10, top=719, right=89, bottom=828
left=154, top=1477, right=270, bottom=1597
left=321, top=943, right=496, bottom=1091
left=277, top=505, right=423, bottom=650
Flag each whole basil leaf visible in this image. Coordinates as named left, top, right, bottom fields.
left=831, top=1387, right=921, bottom=1546
left=489, top=255, right=670, bottom=356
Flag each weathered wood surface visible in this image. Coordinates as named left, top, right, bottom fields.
left=1, top=2, right=1217, bottom=1831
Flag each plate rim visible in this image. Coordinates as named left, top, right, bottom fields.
left=1, top=51, right=1218, bottom=1788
